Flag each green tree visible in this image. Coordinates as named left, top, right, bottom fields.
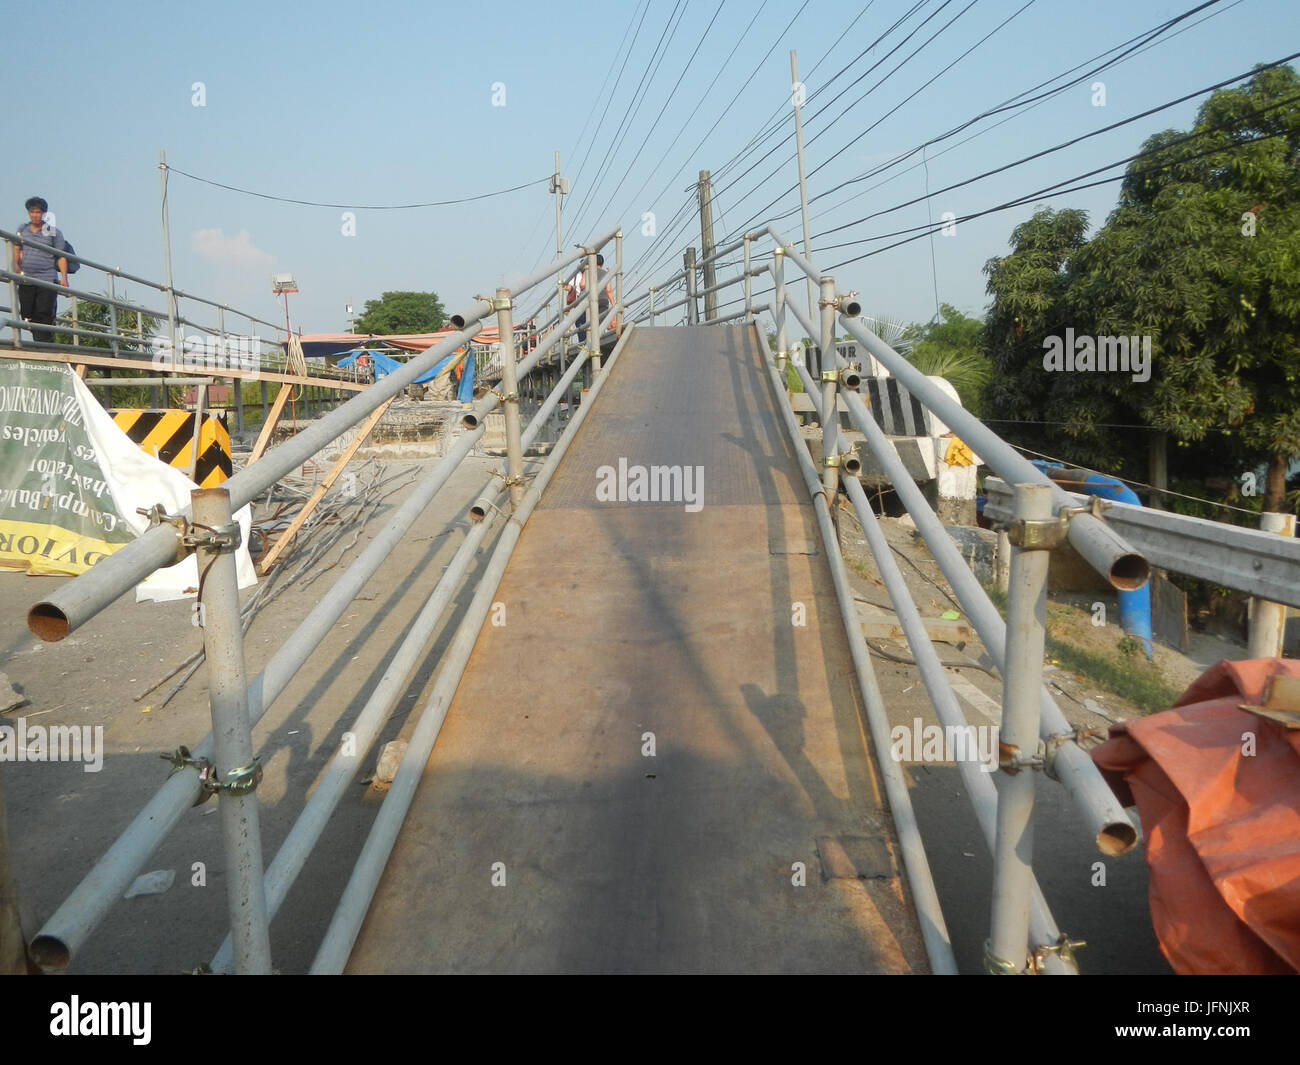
left=900, top=303, right=990, bottom=414
left=979, top=207, right=1116, bottom=466
left=54, top=299, right=161, bottom=353
left=353, top=291, right=446, bottom=335
left=1068, top=64, right=1300, bottom=511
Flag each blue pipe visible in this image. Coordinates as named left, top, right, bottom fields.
left=1030, top=461, right=1154, bottom=659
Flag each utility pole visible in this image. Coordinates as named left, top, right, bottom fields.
left=549, top=152, right=570, bottom=345
left=159, top=150, right=179, bottom=371
left=698, top=170, right=718, bottom=322
left=789, top=51, right=816, bottom=333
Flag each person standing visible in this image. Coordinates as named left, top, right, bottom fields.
left=12, top=197, right=69, bottom=342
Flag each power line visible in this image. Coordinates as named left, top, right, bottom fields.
left=579, top=0, right=731, bottom=239
left=565, top=0, right=690, bottom=236
left=715, top=0, right=973, bottom=231
left=522, top=0, right=652, bottom=271
left=813, top=70, right=1300, bottom=249
left=728, top=0, right=1229, bottom=240
left=787, top=1, right=1241, bottom=231
left=163, top=164, right=550, bottom=210
left=620, top=0, right=814, bottom=284
left=819, top=121, right=1298, bottom=271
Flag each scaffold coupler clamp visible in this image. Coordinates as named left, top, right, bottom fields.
left=137, top=504, right=193, bottom=564
left=998, top=737, right=1045, bottom=775
left=983, top=941, right=1025, bottom=975
left=181, top=521, right=241, bottom=554
left=1030, top=933, right=1087, bottom=973
left=161, top=745, right=262, bottom=805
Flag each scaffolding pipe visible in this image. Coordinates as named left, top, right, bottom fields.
left=836, top=315, right=1147, bottom=593
left=210, top=343, right=597, bottom=972
left=987, top=483, right=1052, bottom=974
left=753, top=323, right=957, bottom=975
left=190, top=486, right=273, bottom=974
left=310, top=325, right=639, bottom=974
left=816, top=339, right=1138, bottom=856
left=838, top=472, right=1074, bottom=974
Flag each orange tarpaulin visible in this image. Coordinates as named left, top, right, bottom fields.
left=1092, top=658, right=1300, bottom=974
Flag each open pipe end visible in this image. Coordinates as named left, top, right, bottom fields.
left=470, top=499, right=489, bottom=522
left=448, top=314, right=466, bottom=329
left=29, top=934, right=71, bottom=971
left=843, top=454, right=862, bottom=476
left=461, top=412, right=479, bottom=430
left=841, top=368, right=862, bottom=390
left=1109, top=553, right=1149, bottom=591
left=841, top=299, right=862, bottom=318
left=28, top=603, right=70, bottom=642
left=1097, top=820, right=1139, bottom=857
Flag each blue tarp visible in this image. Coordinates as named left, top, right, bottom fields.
left=337, top=347, right=472, bottom=389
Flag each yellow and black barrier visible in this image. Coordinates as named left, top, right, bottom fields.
left=111, top=409, right=232, bottom=488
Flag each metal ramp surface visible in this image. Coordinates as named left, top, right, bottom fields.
left=346, top=325, right=927, bottom=973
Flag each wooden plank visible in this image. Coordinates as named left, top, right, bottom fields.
left=855, top=600, right=972, bottom=644
left=259, top=398, right=394, bottom=573
left=0, top=346, right=365, bottom=391
left=248, top=383, right=294, bottom=465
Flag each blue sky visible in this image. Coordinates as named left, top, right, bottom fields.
left=5, top=0, right=1296, bottom=338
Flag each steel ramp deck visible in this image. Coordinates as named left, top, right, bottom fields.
left=345, top=325, right=927, bottom=973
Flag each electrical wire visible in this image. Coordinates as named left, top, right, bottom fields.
left=163, top=164, right=549, bottom=210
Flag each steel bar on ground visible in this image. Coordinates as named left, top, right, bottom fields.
left=987, top=483, right=1052, bottom=975
left=813, top=340, right=1137, bottom=855
left=28, top=419, right=488, bottom=970
left=839, top=472, right=1073, bottom=973
left=310, top=325, right=638, bottom=974
left=753, top=322, right=956, bottom=975
left=191, top=487, right=273, bottom=974
left=28, top=323, right=482, bottom=642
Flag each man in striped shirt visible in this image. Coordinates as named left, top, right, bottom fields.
left=12, top=197, right=69, bottom=343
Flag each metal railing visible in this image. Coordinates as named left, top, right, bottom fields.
left=2, top=227, right=351, bottom=383
left=20, top=223, right=627, bottom=974
left=629, top=220, right=1300, bottom=975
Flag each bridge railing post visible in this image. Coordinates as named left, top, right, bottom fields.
left=987, top=481, right=1052, bottom=974
left=772, top=247, right=788, bottom=388
left=615, top=230, right=623, bottom=340
left=190, top=486, right=274, bottom=974
left=818, top=275, right=839, bottom=509
left=586, top=248, right=601, bottom=374
left=743, top=234, right=753, bottom=320
left=6, top=236, right=21, bottom=349
left=494, top=287, right=525, bottom=508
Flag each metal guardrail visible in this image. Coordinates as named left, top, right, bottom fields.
left=2, top=227, right=307, bottom=381
left=625, top=211, right=1300, bottom=975
left=21, top=222, right=627, bottom=974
